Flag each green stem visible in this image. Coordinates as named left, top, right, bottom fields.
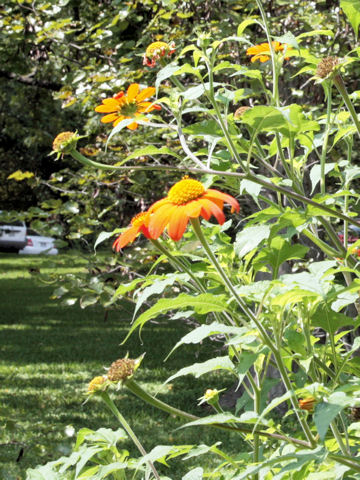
left=320, top=83, right=332, bottom=195
left=330, top=421, right=350, bottom=456
left=124, top=378, right=311, bottom=448
left=68, top=150, right=360, bottom=230
left=190, top=218, right=316, bottom=446
left=333, top=74, right=360, bottom=139
left=328, top=454, right=360, bottom=474
left=99, top=391, right=161, bottom=480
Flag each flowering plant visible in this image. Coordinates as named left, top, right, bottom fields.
left=30, top=1, right=360, bottom=478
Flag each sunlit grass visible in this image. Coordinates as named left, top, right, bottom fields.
left=0, top=252, right=239, bottom=479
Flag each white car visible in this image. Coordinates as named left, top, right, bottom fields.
left=0, top=218, right=27, bottom=252
left=19, top=228, right=58, bottom=255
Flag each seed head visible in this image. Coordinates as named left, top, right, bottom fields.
left=107, top=358, right=136, bottom=382
left=316, top=57, right=340, bottom=79
left=52, top=131, right=80, bottom=156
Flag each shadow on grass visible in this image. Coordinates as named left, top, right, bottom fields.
left=0, top=257, right=242, bottom=478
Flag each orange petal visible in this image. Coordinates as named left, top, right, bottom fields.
left=103, top=98, right=121, bottom=106
left=126, top=121, right=138, bottom=130
left=113, top=115, right=126, bottom=126
left=136, top=87, right=156, bottom=102
left=205, top=189, right=240, bottom=213
left=95, top=103, right=118, bottom=113
left=113, top=225, right=140, bottom=250
left=137, top=101, right=161, bottom=113
left=208, top=200, right=225, bottom=224
left=168, top=206, right=189, bottom=241
left=127, top=84, right=140, bottom=101
left=184, top=200, right=202, bottom=218
left=149, top=204, right=177, bottom=239
left=197, top=198, right=213, bottom=220
left=101, top=113, right=119, bottom=123
left=149, top=197, right=170, bottom=213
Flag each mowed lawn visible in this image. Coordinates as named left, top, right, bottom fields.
left=0, top=252, right=238, bottom=478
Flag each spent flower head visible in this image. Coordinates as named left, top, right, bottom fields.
left=107, top=357, right=141, bottom=383
left=52, top=131, right=81, bottom=158
left=316, top=57, right=340, bottom=80
left=143, top=41, right=176, bottom=68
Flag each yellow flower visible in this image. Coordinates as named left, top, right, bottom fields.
left=143, top=41, right=176, bottom=68
left=246, top=41, right=291, bottom=63
left=148, top=176, right=240, bottom=241
left=88, top=376, right=107, bottom=393
left=95, top=84, right=161, bottom=130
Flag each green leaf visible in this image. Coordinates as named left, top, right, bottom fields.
left=94, top=230, right=115, bottom=251
left=340, top=0, right=360, bottom=39
left=253, top=237, right=308, bottom=276
left=309, top=163, right=336, bottom=194
left=182, top=468, right=203, bottom=480
left=274, top=31, right=299, bottom=49
left=234, top=225, right=271, bottom=257
left=237, top=18, right=259, bottom=36
left=314, top=402, right=344, bottom=440
left=311, top=305, right=359, bottom=335
left=168, top=322, right=245, bottom=358
left=123, top=293, right=229, bottom=341
left=165, top=356, right=235, bottom=383
left=123, top=145, right=181, bottom=163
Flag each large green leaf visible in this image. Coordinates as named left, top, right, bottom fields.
left=123, top=293, right=229, bottom=340
left=234, top=225, right=271, bottom=257
left=182, top=468, right=203, bottom=480
left=311, top=305, right=359, bottom=335
left=165, top=356, right=235, bottom=383
left=341, top=0, right=360, bottom=39
left=314, top=402, right=344, bottom=440
left=167, top=322, right=245, bottom=357
left=123, top=145, right=181, bottom=163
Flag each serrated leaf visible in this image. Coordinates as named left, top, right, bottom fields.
left=165, top=356, right=235, bottom=383
left=123, top=293, right=229, bottom=341
left=311, top=305, right=359, bottom=335
left=167, top=322, right=245, bottom=358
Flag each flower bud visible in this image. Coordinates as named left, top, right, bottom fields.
left=88, top=376, right=107, bottom=393
left=299, top=396, right=316, bottom=412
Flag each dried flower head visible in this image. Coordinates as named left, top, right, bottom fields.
left=143, top=41, right=176, bottom=68
left=234, top=106, right=251, bottom=119
left=52, top=131, right=79, bottom=155
left=88, top=376, right=107, bottom=393
left=107, top=358, right=136, bottom=382
left=316, top=57, right=340, bottom=79
left=299, top=396, right=316, bottom=412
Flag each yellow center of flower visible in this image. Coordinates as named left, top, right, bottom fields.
left=131, top=211, right=148, bottom=227
left=168, top=177, right=205, bottom=205
left=146, top=41, right=169, bottom=58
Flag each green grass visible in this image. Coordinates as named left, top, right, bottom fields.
left=0, top=252, right=240, bottom=479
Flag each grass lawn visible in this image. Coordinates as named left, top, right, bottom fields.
left=0, top=252, right=240, bottom=479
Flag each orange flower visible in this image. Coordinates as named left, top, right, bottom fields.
left=148, top=176, right=240, bottom=241
left=95, top=84, right=161, bottom=130
left=246, top=41, right=290, bottom=63
left=143, top=41, right=176, bottom=68
left=113, top=211, right=152, bottom=251
left=299, top=397, right=316, bottom=412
